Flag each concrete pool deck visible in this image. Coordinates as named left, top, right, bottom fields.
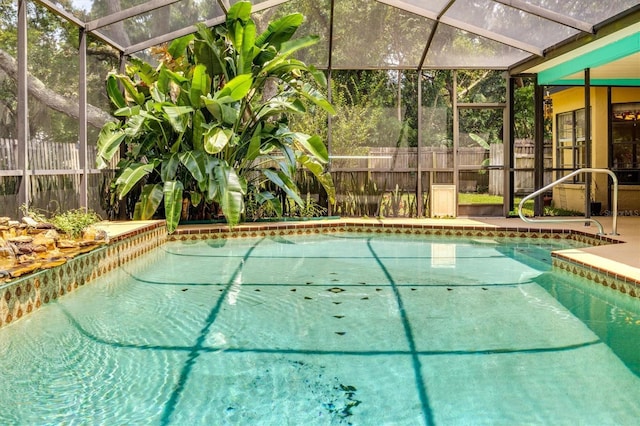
left=95, top=215, right=640, bottom=286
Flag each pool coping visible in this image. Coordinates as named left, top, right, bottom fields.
left=0, top=218, right=638, bottom=329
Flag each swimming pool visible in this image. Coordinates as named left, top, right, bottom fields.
left=1, top=233, right=639, bottom=425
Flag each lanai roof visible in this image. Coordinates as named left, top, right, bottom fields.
left=35, top=0, right=639, bottom=78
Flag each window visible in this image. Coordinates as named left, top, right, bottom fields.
left=556, top=109, right=587, bottom=181
left=611, top=103, right=640, bottom=184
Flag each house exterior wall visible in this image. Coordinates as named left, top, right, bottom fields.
left=550, top=86, right=640, bottom=214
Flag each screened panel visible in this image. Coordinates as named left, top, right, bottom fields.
left=522, top=0, right=640, bottom=24
left=30, top=175, right=81, bottom=213
left=456, top=70, right=506, bottom=103
left=87, top=35, right=121, bottom=157
left=252, top=0, right=331, bottom=68
left=402, top=0, right=453, bottom=14
left=0, top=1, right=17, bottom=141
left=330, top=70, right=419, bottom=217
left=458, top=107, right=503, bottom=200
left=423, top=24, right=531, bottom=68
left=99, top=2, right=225, bottom=48
left=447, top=0, right=580, bottom=50
left=0, top=177, right=20, bottom=218
left=331, top=0, right=435, bottom=69
left=88, top=172, right=114, bottom=218
left=28, top=3, right=80, bottom=172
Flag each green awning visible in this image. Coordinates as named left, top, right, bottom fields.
left=538, top=32, right=640, bottom=86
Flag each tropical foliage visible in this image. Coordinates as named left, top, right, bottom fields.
left=96, top=1, right=335, bottom=233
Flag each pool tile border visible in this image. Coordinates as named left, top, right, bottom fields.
left=0, top=219, right=636, bottom=329
left=172, top=220, right=638, bottom=299
left=0, top=222, right=166, bottom=329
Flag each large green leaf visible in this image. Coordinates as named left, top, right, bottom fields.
left=204, top=127, right=232, bottom=154
left=255, top=12, right=303, bottom=49
left=124, top=114, right=146, bottom=138
left=202, top=96, right=239, bottom=124
left=149, top=83, right=166, bottom=103
left=214, top=162, right=245, bottom=228
left=168, top=34, right=194, bottom=60
left=469, top=133, right=490, bottom=150
left=255, top=191, right=282, bottom=217
left=190, top=64, right=210, bottom=107
left=163, top=181, right=184, bottom=234
left=205, top=157, right=221, bottom=201
left=297, top=154, right=335, bottom=203
left=113, top=106, right=141, bottom=117
left=163, top=106, right=194, bottom=133
left=190, top=191, right=202, bottom=207
left=161, top=153, right=180, bottom=182
left=96, top=122, right=125, bottom=169
left=135, top=183, right=163, bottom=220
left=163, top=69, right=189, bottom=85
left=192, top=110, right=205, bottom=151
left=157, top=67, right=171, bottom=96
left=115, top=163, right=155, bottom=199
left=226, top=2, right=256, bottom=75
left=106, top=74, right=126, bottom=109
left=289, top=133, right=328, bottom=163
left=179, top=150, right=208, bottom=189
left=262, top=168, right=303, bottom=206
left=246, top=127, right=261, bottom=162
left=217, top=74, right=253, bottom=101
left=255, top=97, right=305, bottom=121
left=226, top=1, right=251, bottom=25
left=276, top=35, right=319, bottom=62
left=118, top=75, right=145, bottom=105
left=296, top=81, right=336, bottom=115
left=193, top=29, right=227, bottom=80
left=127, top=58, right=156, bottom=87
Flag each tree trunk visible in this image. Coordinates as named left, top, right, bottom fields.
left=0, top=48, right=115, bottom=129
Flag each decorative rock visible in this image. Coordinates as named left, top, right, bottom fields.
left=9, top=262, right=43, bottom=278
left=32, top=234, right=57, bottom=251
left=41, top=258, right=67, bottom=269
left=83, top=226, right=108, bottom=242
left=8, top=236, right=33, bottom=244
left=22, top=216, right=39, bottom=227
left=0, top=245, right=15, bottom=259
left=44, top=229, right=60, bottom=241
left=0, top=215, right=109, bottom=284
left=57, top=240, right=79, bottom=249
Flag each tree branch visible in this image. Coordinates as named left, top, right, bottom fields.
left=0, top=48, right=115, bottom=129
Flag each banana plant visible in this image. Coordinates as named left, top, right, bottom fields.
left=96, top=1, right=335, bottom=233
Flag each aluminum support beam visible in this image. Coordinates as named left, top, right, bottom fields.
left=492, top=0, right=594, bottom=33
left=504, top=76, right=515, bottom=216
left=584, top=68, right=592, bottom=219
left=417, top=73, right=423, bottom=216
left=452, top=70, right=459, bottom=216
left=125, top=0, right=290, bottom=54
left=17, top=0, right=29, bottom=209
left=376, top=0, right=543, bottom=56
left=533, top=79, right=545, bottom=216
left=79, top=29, right=88, bottom=209
left=86, top=0, right=181, bottom=31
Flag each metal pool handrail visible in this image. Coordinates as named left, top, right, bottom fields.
left=518, top=168, right=618, bottom=236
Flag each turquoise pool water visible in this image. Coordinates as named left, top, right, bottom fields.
left=1, top=233, right=639, bottom=425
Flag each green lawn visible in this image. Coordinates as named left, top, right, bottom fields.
left=457, top=193, right=580, bottom=217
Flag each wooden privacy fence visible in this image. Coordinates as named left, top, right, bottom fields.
left=336, top=141, right=551, bottom=195
left=489, top=142, right=553, bottom=195
left=0, top=138, right=116, bottom=218
left=0, top=138, right=111, bottom=171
